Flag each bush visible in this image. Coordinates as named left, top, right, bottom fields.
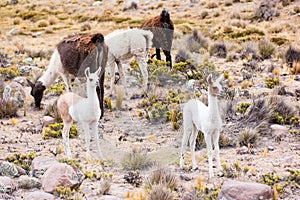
left=121, top=148, right=153, bottom=170
left=0, top=99, right=19, bottom=118
left=187, top=29, right=209, bottom=52
left=42, top=122, right=78, bottom=139
left=146, top=167, right=178, bottom=191
left=147, top=185, right=173, bottom=200
left=258, top=40, right=275, bottom=59
left=254, top=1, right=279, bottom=21
left=210, top=43, right=227, bottom=58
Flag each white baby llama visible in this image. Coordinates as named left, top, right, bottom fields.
left=105, top=28, right=153, bottom=96
left=180, top=74, right=223, bottom=179
left=57, top=67, right=103, bottom=160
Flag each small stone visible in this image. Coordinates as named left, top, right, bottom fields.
left=7, top=28, right=17, bottom=35
left=92, top=1, right=102, bottom=6
left=267, top=146, right=274, bottom=151
left=42, top=116, right=55, bottom=127
left=23, top=57, right=33, bottom=64
left=24, top=190, right=54, bottom=200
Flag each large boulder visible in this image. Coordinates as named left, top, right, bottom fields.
left=30, top=156, right=58, bottom=178
left=0, top=176, right=17, bottom=194
left=24, top=190, right=55, bottom=200
left=41, top=163, right=84, bottom=193
left=17, top=175, right=41, bottom=189
left=218, top=180, right=273, bottom=200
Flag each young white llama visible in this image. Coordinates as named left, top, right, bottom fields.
left=105, top=28, right=153, bottom=96
left=180, top=74, right=223, bottom=179
left=57, top=67, right=104, bottom=160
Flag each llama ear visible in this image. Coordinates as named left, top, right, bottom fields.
left=96, top=67, right=102, bottom=76
left=27, top=79, right=34, bottom=88
left=85, top=67, right=90, bottom=78
left=207, top=74, right=213, bottom=85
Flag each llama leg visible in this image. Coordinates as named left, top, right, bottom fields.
left=82, top=123, right=91, bottom=160
left=155, top=48, right=161, bottom=60
left=137, top=55, right=148, bottom=93
left=163, top=50, right=172, bottom=68
left=62, top=121, right=72, bottom=157
left=91, top=121, right=104, bottom=160
left=204, top=133, right=214, bottom=178
left=189, top=125, right=198, bottom=170
left=213, top=131, right=221, bottom=172
left=116, top=60, right=127, bottom=96
left=180, top=112, right=193, bottom=169
left=60, top=73, right=71, bottom=92
left=97, top=73, right=105, bottom=119
left=109, top=62, right=116, bottom=96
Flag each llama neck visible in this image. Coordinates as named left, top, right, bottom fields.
left=38, top=69, right=59, bottom=87
left=86, top=85, right=99, bottom=108
left=207, top=94, right=219, bottom=119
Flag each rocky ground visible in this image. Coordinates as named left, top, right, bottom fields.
left=0, top=0, right=300, bottom=199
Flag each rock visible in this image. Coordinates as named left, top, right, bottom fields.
left=92, top=1, right=102, bottom=6
left=267, top=146, right=274, bottom=151
left=17, top=175, right=41, bottom=189
left=0, top=193, right=15, bottom=200
left=0, top=161, right=23, bottom=178
left=41, top=163, right=84, bottom=193
left=7, top=28, right=17, bottom=35
left=30, top=156, right=58, bottom=178
left=270, top=124, right=288, bottom=132
left=98, top=195, right=123, bottom=200
left=2, top=81, right=26, bottom=108
left=218, top=180, right=273, bottom=200
left=24, top=190, right=55, bottom=200
left=42, top=116, right=55, bottom=127
left=23, top=57, right=33, bottom=64
left=0, top=176, right=17, bottom=194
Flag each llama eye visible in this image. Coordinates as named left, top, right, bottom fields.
left=89, top=79, right=93, bottom=81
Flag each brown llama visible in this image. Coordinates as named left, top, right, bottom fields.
left=141, top=9, right=174, bottom=68
left=28, top=33, right=108, bottom=118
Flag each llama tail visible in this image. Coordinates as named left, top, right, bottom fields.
left=142, top=30, right=153, bottom=52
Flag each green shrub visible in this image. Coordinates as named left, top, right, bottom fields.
left=236, top=102, right=251, bottom=114
left=264, top=77, right=279, bottom=89
left=0, top=66, right=21, bottom=80
left=6, top=152, right=37, bottom=171
left=42, top=122, right=78, bottom=139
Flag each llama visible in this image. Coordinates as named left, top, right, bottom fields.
left=180, top=74, right=223, bottom=179
left=141, top=9, right=174, bottom=68
left=28, top=33, right=108, bottom=118
left=57, top=67, right=104, bottom=160
left=105, top=28, right=153, bottom=95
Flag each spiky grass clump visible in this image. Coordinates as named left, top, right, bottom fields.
left=238, top=128, right=258, bottom=147
left=258, top=40, right=275, bottom=59
left=42, top=122, right=78, bottom=139
left=0, top=99, right=19, bottom=119
left=121, top=148, right=153, bottom=171
left=187, top=29, right=209, bottom=52
left=146, top=167, right=178, bottom=191
left=285, top=46, right=300, bottom=68
left=147, top=185, right=173, bottom=200
left=210, top=43, right=227, bottom=58
left=254, top=1, right=279, bottom=21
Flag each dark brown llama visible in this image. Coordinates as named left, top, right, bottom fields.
left=141, top=10, right=174, bottom=68
left=28, top=33, right=108, bottom=118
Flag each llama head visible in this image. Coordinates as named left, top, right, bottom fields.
left=207, top=74, right=223, bottom=96
left=84, top=67, right=101, bottom=87
left=160, top=9, right=171, bottom=23
left=27, top=80, right=46, bottom=108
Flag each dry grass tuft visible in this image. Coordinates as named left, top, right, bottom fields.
left=146, top=167, right=178, bottom=191
left=121, top=148, right=153, bottom=170
left=147, top=185, right=173, bottom=200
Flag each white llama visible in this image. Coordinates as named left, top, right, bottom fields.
left=180, top=74, right=223, bottom=179
left=105, top=28, right=153, bottom=96
left=57, top=67, right=103, bottom=160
